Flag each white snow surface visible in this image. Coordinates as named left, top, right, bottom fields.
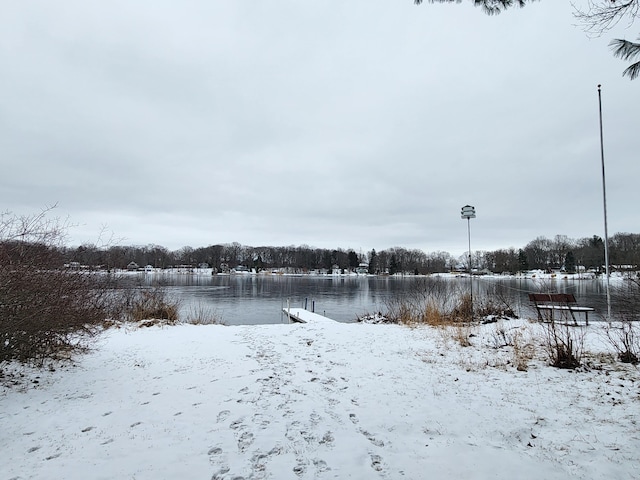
left=1, top=320, right=639, bottom=480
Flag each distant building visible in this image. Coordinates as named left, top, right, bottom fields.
left=356, top=263, right=369, bottom=275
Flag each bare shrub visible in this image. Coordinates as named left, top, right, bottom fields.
left=612, top=275, right=640, bottom=321
left=384, top=277, right=460, bottom=325
left=0, top=208, right=114, bottom=366
left=542, top=321, right=585, bottom=369
left=384, top=278, right=517, bottom=326
left=604, top=322, right=639, bottom=364
left=125, top=286, right=180, bottom=324
left=606, top=276, right=640, bottom=364
left=384, top=278, right=472, bottom=325
left=475, top=283, right=517, bottom=320
left=450, top=294, right=473, bottom=322
left=183, top=302, right=223, bottom=325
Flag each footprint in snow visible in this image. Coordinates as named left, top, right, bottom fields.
left=371, top=454, right=384, bottom=472
left=237, top=431, right=255, bottom=452
left=313, top=458, right=330, bottom=472
left=293, top=462, right=306, bottom=477
left=319, top=431, right=334, bottom=446
left=211, top=466, right=230, bottom=480
left=361, top=429, right=385, bottom=447
left=208, top=446, right=223, bottom=456
left=229, top=419, right=244, bottom=430
left=216, top=410, right=230, bottom=423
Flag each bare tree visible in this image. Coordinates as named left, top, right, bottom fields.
left=0, top=208, right=114, bottom=366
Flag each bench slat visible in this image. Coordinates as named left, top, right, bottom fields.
left=528, top=293, right=576, bottom=303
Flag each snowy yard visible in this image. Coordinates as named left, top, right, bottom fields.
left=1, top=319, right=638, bottom=479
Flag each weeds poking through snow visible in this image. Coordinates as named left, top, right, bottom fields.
left=453, top=324, right=473, bottom=347
left=488, top=321, right=535, bottom=371
left=603, top=321, right=639, bottom=364
left=542, top=321, right=585, bottom=369
left=382, top=278, right=517, bottom=326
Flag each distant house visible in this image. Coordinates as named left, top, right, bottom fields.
left=127, top=262, right=140, bottom=271
left=356, top=263, right=369, bottom=275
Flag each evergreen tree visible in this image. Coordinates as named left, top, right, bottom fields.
left=389, top=255, right=400, bottom=275
left=564, top=251, right=576, bottom=273
left=517, top=248, right=529, bottom=272
left=368, top=249, right=377, bottom=274
left=347, top=250, right=359, bottom=270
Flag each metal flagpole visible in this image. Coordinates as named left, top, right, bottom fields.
left=597, top=84, right=611, bottom=320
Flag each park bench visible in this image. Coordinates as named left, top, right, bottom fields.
left=528, top=293, right=595, bottom=325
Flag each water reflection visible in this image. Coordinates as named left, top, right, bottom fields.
left=126, top=273, right=620, bottom=325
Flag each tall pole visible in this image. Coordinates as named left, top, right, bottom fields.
left=467, top=216, right=473, bottom=315
left=461, top=205, right=476, bottom=319
left=597, top=84, right=611, bottom=320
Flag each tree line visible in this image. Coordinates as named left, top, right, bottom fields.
left=64, top=232, right=640, bottom=275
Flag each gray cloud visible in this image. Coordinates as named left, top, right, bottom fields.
left=1, top=1, right=638, bottom=256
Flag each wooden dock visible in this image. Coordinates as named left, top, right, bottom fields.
left=282, top=308, right=336, bottom=324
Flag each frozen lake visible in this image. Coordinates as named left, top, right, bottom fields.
left=129, top=273, right=618, bottom=325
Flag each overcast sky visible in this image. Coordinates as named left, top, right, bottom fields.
left=1, top=1, right=638, bottom=257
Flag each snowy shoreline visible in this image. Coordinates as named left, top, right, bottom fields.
left=1, top=319, right=638, bottom=479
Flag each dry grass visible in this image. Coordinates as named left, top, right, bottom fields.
left=511, top=327, right=536, bottom=371
left=488, top=322, right=536, bottom=371
left=183, top=303, right=223, bottom=325
left=125, top=287, right=180, bottom=324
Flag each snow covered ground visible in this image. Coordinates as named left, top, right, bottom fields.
left=1, top=319, right=638, bottom=479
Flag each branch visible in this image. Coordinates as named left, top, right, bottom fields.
left=573, top=0, right=640, bottom=36
left=611, top=37, right=640, bottom=78
left=414, top=0, right=534, bottom=15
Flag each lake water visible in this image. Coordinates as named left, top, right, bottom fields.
left=135, top=273, right=619, bottom=325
